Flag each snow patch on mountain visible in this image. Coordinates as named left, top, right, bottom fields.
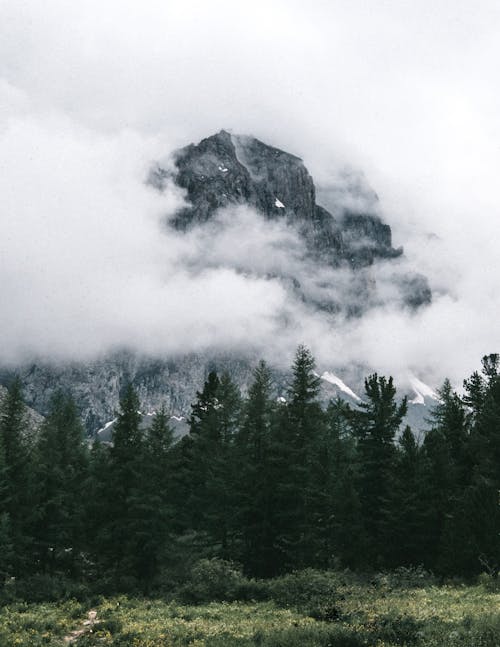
left=97, top=418, right=117, bottom=435
left=409, top=376, right=439, bottom=405
left=320, top=371, right=361, bottom=401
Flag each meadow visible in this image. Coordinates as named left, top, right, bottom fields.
left=0, top=571, right=498, bottom=646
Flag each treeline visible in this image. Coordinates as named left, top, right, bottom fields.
left=0, top=347, right=498, bottom=594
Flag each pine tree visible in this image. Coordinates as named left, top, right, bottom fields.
left=390, top=426, right=428, bottom=567
left=234, top=361, right=276, bottom=575
left=315, top=398, right=363, bottom=568
left=133, top=406, right=175, bottom=589
left=271, top=346, right=324, bottom=570
left=349, top=374, right=407, bottom=567
left=0, top=379, right=34, bottom=575
left=181, top=371, right=241, bottom=556
left=103, top=383, right=145, bottom=582
left=423, top=379, right=471, bottom=574
left=0, top=431, right=13, bottom=579
left=35, top=391, right=89, bottom=575
left=85, top=438, right=113, bottom=580
left=464, top=371, right=500, bottom=576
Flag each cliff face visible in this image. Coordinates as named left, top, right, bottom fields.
left=151, top=130, right=406, bottom=272
left=0, top=352, right=262, bottom=434
left=1, top=131, right=432, bottom=433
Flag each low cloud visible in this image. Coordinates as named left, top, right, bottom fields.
left=1, top=0, right=499, bottom=389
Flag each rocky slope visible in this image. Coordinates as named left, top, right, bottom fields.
left=152, top=130, right=419, bottom=271
left=1, top=131, right=433, bottom=434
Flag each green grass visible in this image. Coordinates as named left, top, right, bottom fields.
left=0, top=578, right=498, bottom=646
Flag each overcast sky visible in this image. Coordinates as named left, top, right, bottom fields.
left=1, top=0, right=499, bottom=387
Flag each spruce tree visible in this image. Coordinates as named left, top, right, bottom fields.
left=423, top=379, right=470, bottom=573
left=0, top=379, right=34, bottom=575
left=318, top=399, right=363, bottom=569
left=271, top=346, right=324, bottom=570
left=391, top=426, right=428, bottom=567
left=105, top=383, right=145, bottom=582
left=134, top=406, right=175, bottom=589
left=349, top=374, right=407, bottom=567
left=235, top=361, right=276, bottom=575
left=35, top=391, right=89, bottom=575
left=182, top=371, right=241, bottom=556
left=464, top=371, right=500, bottom=576
left=0, top=431, right=13, bottom=579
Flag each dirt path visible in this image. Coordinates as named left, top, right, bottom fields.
left=63, top=610, right=99, bottom=644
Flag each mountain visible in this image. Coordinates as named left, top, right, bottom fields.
left=0, top=131, right=434, bottom=434
left=151, top=130, right=431, bottom=314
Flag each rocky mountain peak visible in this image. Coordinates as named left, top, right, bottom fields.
left=151, top=131, right=408, bottom=271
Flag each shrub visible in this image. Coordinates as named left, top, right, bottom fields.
left=373, top=565, right=437, bottom=589
left=178, top=558, right=264, bottom=603
left=266, top=569, right=339, bottom=618
left=4, top=574, right=91, bottom=603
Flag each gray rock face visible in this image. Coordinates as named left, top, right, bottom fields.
left=2, top=131, right=433, bottom=434
left=0, top=352, right=279, bottom=435
left=151, top=130, right=404, bottom=271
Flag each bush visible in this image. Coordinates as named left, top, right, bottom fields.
left=178, top=558, right=265, bottom=603
left=266, top=569, right=339, bottom=618
left=373, top=565, right=437, bottom=590
left=3, top=574, right=91, bottom=603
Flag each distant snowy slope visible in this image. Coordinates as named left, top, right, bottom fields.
left=320, top=371, right=361, bottom=402
left=409, top=376, right=440, bottom=405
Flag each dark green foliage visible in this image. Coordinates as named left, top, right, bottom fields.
left=0, top=379, right=35, bottom=575
left=1, top=349, right=500, bottom=601
left=266, top=569, right=338, bottom=613
left=94, top=383, right=145, bottom=581
left=34, top=391, right=89, bottom=574
left=180, top=371, right=242, bottom=557
left=390, top=426, right=429, bottom=567
left=234, top=361, right=276, bottom=576
left=133, top=405, right=175, bottom=588
left=315, top=399, right=363, bottom=569
left=270, top=346, right=325, bottom=571
left=348, top=374, right=407, bottom=567
left=178, top=558, right=264, bottom=603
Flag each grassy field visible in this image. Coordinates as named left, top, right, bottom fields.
left=0, top=577, right=498, bottom=646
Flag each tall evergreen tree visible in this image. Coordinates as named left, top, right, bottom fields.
left=0, top=379, right=34, bottom=575
left=271, top=346, right=324, bottom=570
left=35, top=391, right=89, bottom=574
left=464, top=370, right=500, bottom=576
left=127, top=406, right=175, bottom=590
left=104, top=383, right=145, bottom=582
left=349, top=374, right=407, bottom=567
left=423, top=379, right=470, bottom=573
left=181, top=371, right=241, bottom=557
left=235, top=361, right=276, bottom=575
left=390, top=426, right=428, bottom=567
left=315, top=398, right=363, bottom=568
left=0, top=430, right=13, bottom=579
left=85, top=437, right=112, bottom=580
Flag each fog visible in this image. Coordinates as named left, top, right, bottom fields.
left=1, top=0, right=499, bottom=388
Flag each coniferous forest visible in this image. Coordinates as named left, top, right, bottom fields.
left=0, top=346, right=499, bottom=599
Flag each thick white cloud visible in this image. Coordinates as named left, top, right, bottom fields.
left=0, top=0, right=499, bottom=387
